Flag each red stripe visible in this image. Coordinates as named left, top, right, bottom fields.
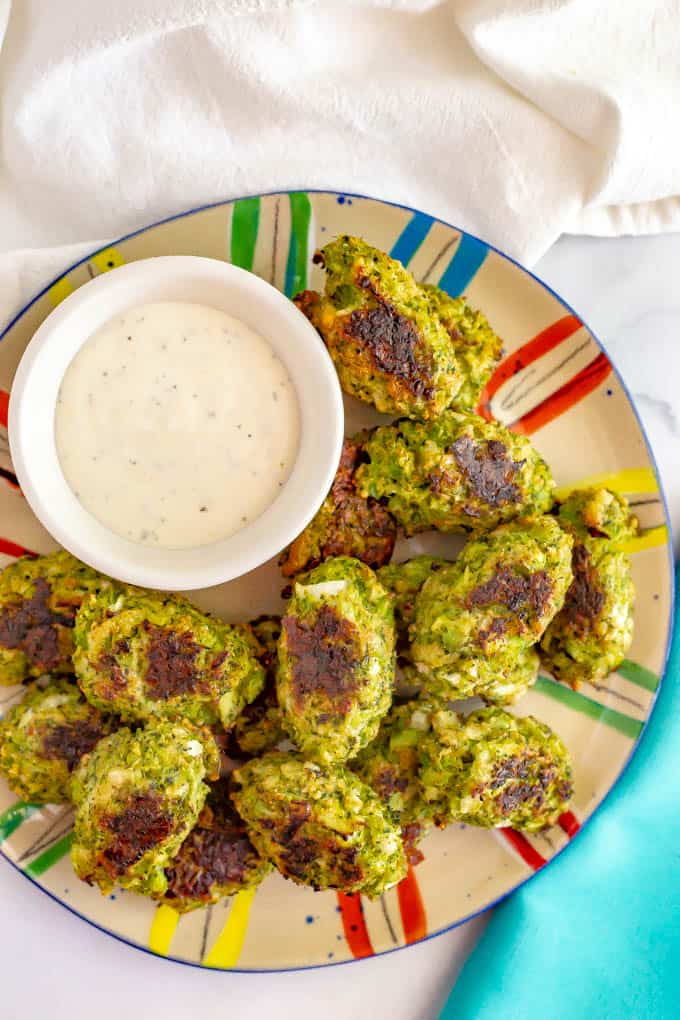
left=336, top=893, right=374, bottom=960
left=0, top=466, right=20, bottom=491
left=510, top=353, right=612, bottom=437
left=500, top=828, right=547, bottom=871
left=558, top=811, right=580, bottom=838
left=0, top=389, right=8, bottom=429
left=477, top=315, right=582, bottom=420
left=0, top=538, right=34, bottom=558
left=396, top=866, right=427, bottom=944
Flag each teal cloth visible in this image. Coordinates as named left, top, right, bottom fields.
left=441, top=564, right=679, bottom=1020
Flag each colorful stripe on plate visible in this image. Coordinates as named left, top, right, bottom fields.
left=389, top=212, right=435, bottom=266
left=553, top=467, right=658, bottom=500
left=230, top=197, right=261, bottom=272
left=396, top=867, right=428, bottom=945
left=24, top=831, right=73, bottom=878
left=47, top=277, right=74, bottom=308
left=387, top=210, right=489, bottom=294
left=202, top=887, right=257, bottom=969
left=337, top=892, right=375, bottom=959
left=284, top=192, right=312, bottom=298
left=89, top=247, right=126, bottom=274
left=437, top=233, right=489, bottom=297
left=500, top=829, right=546, bottom=871
left=0, top=801, right=40, bottom=842
left=0, top=466, right=19, bottom=491
left=617, top=659, right=660, bottom=693
left=558, top=811, right=581, bottom=838
left=533, top=675, right=643, bottom=740
left=614, top=525, right=668, bottom=554
left=0, top=538, right=35, bottom=558
left=477, top=315, right=612, bottom=435
left=149, top=904, right=180, bottom=957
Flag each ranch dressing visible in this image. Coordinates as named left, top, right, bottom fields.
left=55, top=301, right=300, bottom=549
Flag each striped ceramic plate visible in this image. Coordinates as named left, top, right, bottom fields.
left=0, top=191, right=674, bottom=971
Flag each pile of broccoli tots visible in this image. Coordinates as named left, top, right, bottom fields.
left=0, top=236, right=637, bottom=908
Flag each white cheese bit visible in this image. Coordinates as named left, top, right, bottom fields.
left=299, top=579, right=348, bottom=599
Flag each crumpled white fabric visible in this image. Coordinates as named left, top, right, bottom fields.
left=0, top=0, right=678, bottom=266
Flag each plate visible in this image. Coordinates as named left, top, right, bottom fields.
left=0, top=191, right=674, bottom=971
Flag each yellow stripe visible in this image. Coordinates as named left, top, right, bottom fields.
left=202, top=888, right=256, bottom=969
left=90, top=246, right=126, bottom=273
left=613, top=525, right=669, bottom=554
left=47, top=277, right=74, bottom=307
left=148, top=904, right=180, bottom=957
left=554, top=467, right=658, bottom=501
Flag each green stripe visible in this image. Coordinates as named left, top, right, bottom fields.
left=284, top=192, right=312, bottom=297
left=230, top=197, right=260, bottom=271
left=24, top=832, right=73, bottom=878
left=0, top=801, right=40, bottom=842
left=617, top=659, right=659, bottom=693
left=534, top=676, right=643, bottom=740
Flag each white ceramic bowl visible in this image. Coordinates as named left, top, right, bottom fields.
left=9, top=255, right=344, bottom=589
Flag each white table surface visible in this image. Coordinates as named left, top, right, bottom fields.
left=1, top=231, right=678, bottom=1020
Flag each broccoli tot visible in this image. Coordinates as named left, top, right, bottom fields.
left=277, top=557, right=395, bottom=764
left=352, top=701, right=434, bottom=862
left=233, top=616, right=288, bottom=756
left=421, top=284, right=502, bottom=411
left=377, top=556, right=453, bottom=700
left=410, top=517, right=572, bottom=703
left=412, top=646, right=541, bottom=706
left=541, top=488, right=637, bottom=688
left=73, top=587, right=265, bottom=729
left=419, top=707, right=573, bottom=831
left=0, top=676, right=117, bottom=803
left=377, top=556, right=452, bottom=636
left=231, top=752, right=407, bottom=897
left=295, top=236, right=463, bottom=419
left=0, top=550, right=113, bottom=686
left=159, top=781, right=271, bottom=912
left=554, top=486, right=638, bottom=545
left=355, top=412, right=554, bottom=536
left=70, top=719, right=219, bottom=896
left=280, top=435, right=396, bottom=578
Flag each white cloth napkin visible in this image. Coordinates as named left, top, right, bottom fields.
left=0, top=0, right=679, bottom=269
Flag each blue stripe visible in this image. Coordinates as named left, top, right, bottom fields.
left=389, top=212, right=434, bottom=267
left=437, top=233, right=488, bottom=296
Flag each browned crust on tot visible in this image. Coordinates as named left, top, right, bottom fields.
left=371, top=763, right=408, bottom=802
left=101, top=793, right=173, bottom=877
left=143, top=624, right=203, bottom=699
left=293, top=289, right=322, bottom=320
left=561, top=544, right=606, bottom=634
left=0, top=577, right=75, bottom=671
left=451, top=436, right=524, bottom=507
left=467, top=567, right=553, bottom=618
left=282, top=605, right=361, bottom=714
left=280, top=437, right=396, bottom=578
left=164, top=804, right=259, bottom=902
left=345, top=301, right=435, bottom=401
left=401, top=822, right=425, bottom=867
left=262, top=799, right=364, bottom=889
left=42, top=719, right=109, bottom=772
left=486, top=756, right=573, bottom=817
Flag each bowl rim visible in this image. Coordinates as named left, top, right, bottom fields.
left=0, top=188, right=675, bottom=973
left=8, top=254, right=345, bottom=590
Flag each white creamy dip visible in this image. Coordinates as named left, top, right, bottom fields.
left=55, top=301, right=300, bottom=549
